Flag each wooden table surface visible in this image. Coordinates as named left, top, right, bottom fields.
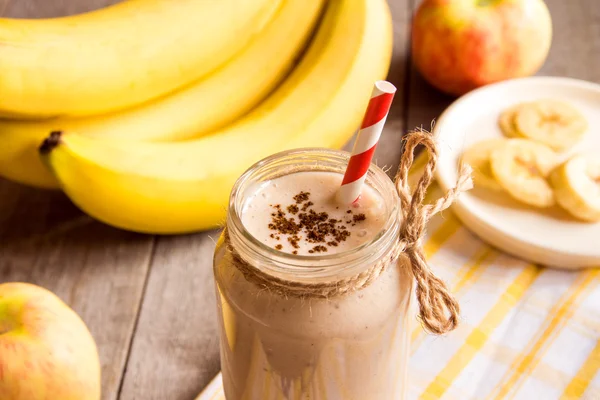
left=1, top=1, right=598, bottom=399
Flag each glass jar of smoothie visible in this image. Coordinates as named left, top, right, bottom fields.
left=213, top=148, right=413, bottom=400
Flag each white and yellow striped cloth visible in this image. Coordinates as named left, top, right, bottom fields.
left=198, top=160, right=600, bottom=400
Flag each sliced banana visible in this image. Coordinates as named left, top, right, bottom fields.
left=514, top=100, right=587, bottom=151
left=461, top=139, right=506, bottom=191
left=490, top=139, right=558, bottom=208
left=498, top=104, right=526, bottom=138
left=550, top=155, right=600, bottom=222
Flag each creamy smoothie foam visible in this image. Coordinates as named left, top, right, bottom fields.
left=242, top=171, right=386, bottom=255
left=214, top=170, right=411, bottom=400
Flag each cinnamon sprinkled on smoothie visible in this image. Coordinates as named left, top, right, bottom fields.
left=310, top=245, right=328, bottom=253
left=301, top=201, right=313, bottom=211
left=268, top=191, right=366, bottom=252
left=353, top=213, right=366, bottom=223
left=293, top=191, right=310, bottom=203
left=288, top=235, right=301, bottom=249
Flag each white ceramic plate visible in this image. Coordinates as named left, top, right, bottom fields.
left=433, top=77, right=600, bottom=269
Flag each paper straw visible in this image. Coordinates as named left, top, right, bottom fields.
left=337, top=80, right=396, bottom=204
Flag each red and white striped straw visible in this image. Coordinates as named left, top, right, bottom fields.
left=337, top=80, right=396, bottom=204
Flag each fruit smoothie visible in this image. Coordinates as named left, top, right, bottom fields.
left=214, top=150, right=411, bottom=400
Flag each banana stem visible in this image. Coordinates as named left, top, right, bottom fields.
left=39, top=131, right=63, bottom=155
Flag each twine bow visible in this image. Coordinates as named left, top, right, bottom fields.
left=392, top=130, right=473, bottom=334
left=224, top=130, right=472, bottom=335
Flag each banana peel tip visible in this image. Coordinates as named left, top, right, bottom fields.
left=39, top=131, right=63, bottom=155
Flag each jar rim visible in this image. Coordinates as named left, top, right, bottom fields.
left=226, top=147, right=401, bottom=283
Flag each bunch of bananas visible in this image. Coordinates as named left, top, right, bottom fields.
left=0, top=0, right=394, bottom=233
left=463, top=99, right=600, bottom=222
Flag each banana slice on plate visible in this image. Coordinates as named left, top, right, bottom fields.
left=550, top=155, right=600, bottom=222
left=490, top=139, right=559, bottom=208
left=461, top=139, right=506, bottom=191
left=514, top=100, right=587, bottom=151
left=498, top=104, right=526, bottom=138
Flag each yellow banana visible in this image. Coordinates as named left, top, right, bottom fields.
left=0, top=0, right=324, bottom=189
left=0, top=0, right=280, bottom=118
left=514, top=100, right=587, bottom=151
left=461, top=138, right=506, bottom=191
left=550, top=155, right=600, bottom=222
left=490, top=139, right=558, bottom=208
left=40, top=0, right=394, bottom=234
left=498, top=104, right=526, bottom=138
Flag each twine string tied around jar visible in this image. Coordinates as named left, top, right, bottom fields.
left=393, top=130, right=473, bottom=334
left=224, top=130, right=473, bottom=335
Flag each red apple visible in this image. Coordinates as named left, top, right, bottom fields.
left=0, top=283, right=101, bottom=400
left=412, top=0, right=552, bottom=95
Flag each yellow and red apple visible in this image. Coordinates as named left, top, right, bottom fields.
left=412, top=0, right=552, bottom=95
left=0, top=282, right=101, bottom=400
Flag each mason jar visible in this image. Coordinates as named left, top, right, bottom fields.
left=213, top=148, right=412, bottom=400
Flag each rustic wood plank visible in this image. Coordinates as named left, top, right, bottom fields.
left=404, top=0, right=451, bottom=134
left=0, top=181, right=154, bottom=400
left=0, top=3, right=152, bottom=400
left=117, top=232, right=222, bottom=400
left=368, top=0, right=414, bottom=175
left=406, top=0, right=600, bottom=132
left=2, top=0, right=120, bottom=18
left=538, top=0, right=600, bottom=81
left=118, top=1, right=413, bottom=399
